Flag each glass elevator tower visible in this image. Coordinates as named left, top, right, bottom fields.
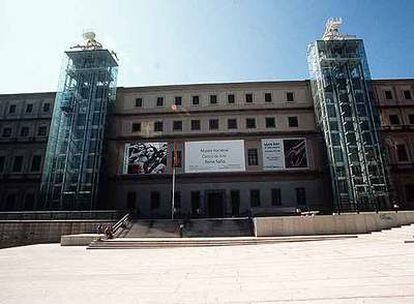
left=41, top=33, right=118, bottom=210
left=308, top=19, right=389, bottom=212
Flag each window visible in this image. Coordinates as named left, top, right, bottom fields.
left=2, top=128, right=12, bottom=137
left=154, top=121, right=163, bottom=132
left=135, top=98, right=143, bottom=107
left=5, top=194, right=16, bottom=211
left=250, top=190, right=260, bottom=207
left=24, top=193, right=35, bottom=210
left=228, top=94, right=235, bottom=104
left=404, top=90, right=412, bottom=100
left=409, top=114, right=414, bottom=125
left=9, top=105, right=16, bottom=114
left=172, top=150, right=182, bottom=167
left=227, top=119, right=237, bottom=129
left=230, top=190, right=240, bottom=216
left=20, top=127, right=29, bottom=137
left=191, top=120, right=200, bottom=130
left=191, top=191, right=200, bottom=215
left=246, top=118, right=256, bottom=129
left=247, top=148, right=258, bottom=166
left=0, top=156, right=5, bottom=173
left=405, top=184, right=414, bottom=202
left=174, top=191, right=181, bottom=210
left=126, top=192, right=136, bottom=209
left=265, top=93, right=272, bottom=102
left=173, top=120, right=182, bottom=131
left=245, top=94, right=253, bottom=103
left=396, top=144, right=409, bottom=162
left=210, top=95, right=217, bottom=104
left=30, top=155, right=42, bottom=172
left=389, top=114, right=400, bottom=125
left=131, top=123, right=141, bottom=132
left=265, top=117, right=275, bottom=128
left=26, top=104, right=33, bottom=113
left=12, top=156, right=23, bottom=172
left=43, top=103, right=50, bottom=112
left=156, top=97, right=164, bottom=106
left=271, top=188, right=281, bottom=206
left=174, top=96, right=182, bottom=106
left=192, top=96, right=199, bottom=105
left=286, top=92, right=294, bottom=102
left=209, top=119, right=219, bottom=130
left=296, top=188, right=307, bottom=206
left=150, top=191, right=160, bottom=209
left=385, top=90, right=393, bottom=100
left=37, top=126, right=47, bottom=136
left=288, top=116, right=298, bottom=127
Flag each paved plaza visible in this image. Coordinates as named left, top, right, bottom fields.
left=0, top=229, right=413, bottom=304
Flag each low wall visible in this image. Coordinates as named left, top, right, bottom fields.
left=253, top=211, right=414, bottom=237
left=0, top=220, right=115, bottom=249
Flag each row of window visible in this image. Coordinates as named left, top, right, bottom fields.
left=127, top=188, right=307, bottom=211
left=383, top=89, right=412, bottom=100
left=3, top=103, right=51, bottom=115
left=388, top=114, right=414, bottom=126
left=132, top=116, right=299, bottom=133
left=135, top=92, right=295, bottom=108
left=0, top=155, right=42, bottom=173
left=1, top=126, right=48, bottom=138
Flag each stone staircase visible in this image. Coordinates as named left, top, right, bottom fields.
left=359, top=223, right=414, bottom=243
left=183, top=218, right=252, bottom=237
left=121, top=219, right=180, bottom=238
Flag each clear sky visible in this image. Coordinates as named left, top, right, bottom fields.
left=1, top=0, right=413, bottom=94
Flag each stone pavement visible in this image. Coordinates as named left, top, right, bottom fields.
left=0, top=227, right=413, bottom=303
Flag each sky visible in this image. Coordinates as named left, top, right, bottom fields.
left=0, top=0, right=413, bottom=94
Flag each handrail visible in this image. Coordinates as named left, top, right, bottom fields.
left=112, top=213, right=130, bottom=236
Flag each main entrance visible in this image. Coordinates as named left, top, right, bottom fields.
left=206, top=191, right=225, bottom=218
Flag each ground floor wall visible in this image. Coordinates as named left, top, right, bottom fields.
left=389, top=169, right=414, bottom=209
left=0, top=178, right=41, bottom=211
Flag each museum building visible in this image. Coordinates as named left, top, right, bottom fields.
left=0, top=20, right=413, bottom=216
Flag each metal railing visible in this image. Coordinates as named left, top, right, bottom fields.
left=0, top=210, right=124, bottom=221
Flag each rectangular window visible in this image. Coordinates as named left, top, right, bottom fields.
left=246, top=118, right=256, bottom=129
left=9, top=105, right=16, bottom=114
left=131, top=123, right=141, bottom=132
left=43, top=103, right=50, bottom=112
left=296, top=188, right=307, bottom=206
left=191, top=120, right=201, bottom=130
left=209, top=119, right=219, bottom=130
left=228, top=94, right=235, bottom=103
left=173, top=120, right=182, bottom=131
left=245, top=94, right=253, bottom=103
left=408, top=114, right=414, bottom=125
left=287, top=92, right=294, bottom=102
left=227, top=119, right=237, bottom=129
left=30, top=155, right=42, bottom=172
left=404, top=90, right=412, bottom=100
left=265, top=117, right=275, bottom=128
left=396, top=144, right=409, bottom=162
left=37, top=126, right=47, bottom=136
left=174, top=96, right=182, bottom=106
left=126, top=192, right=136, bottom=209
left=265, top=93, right=272, bottom=102
left=26, top=104, right=33, bottom=113
left=2, top=128, right=12, bottom=137
left=192, top=96, right=199, bottom=105
left=20, top=127, right=29, bottom=137
left=154, top=121, right=163, bottom=132
left=0, top=156, right=5, bottom=173
left=12, top=156, right=23, bottom=172
left=174, top=191, right=181, bottom=210
left=156, top=97, right=164, bottom=106
left=250, top=190, right=260, bottom=207
left=385, top=90, right=393, bottom=100
left=150, top=191, right=160, bottom=209
left=191, top=191, right=200, bottom=215
left=288, top=116, right=298, bottom=127
left=247, top=148, right=258, bottom=166
left=172, top=150, right=182, bottom=167
left=271, top=188, right=281, bottom=206
left=135, top=98, right=143, bottom=107
left=210, top=95, right=217, bottom=104
left=389, top=114, right=400, bottom=125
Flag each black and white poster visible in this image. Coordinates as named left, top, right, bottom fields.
left=283, top=139, right=308, bottom=168
left=124, top=142, right=168, bottom=174
left=262, top=138, right=308, bottom=170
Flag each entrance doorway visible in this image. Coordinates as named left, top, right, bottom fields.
left=206, top=191, right=225, bottom=218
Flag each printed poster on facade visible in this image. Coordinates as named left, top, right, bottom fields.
left=185, top=140, right=246, bottom=173
left=262, top=138, right=308, bottom=170
left=124, top=142, right=167, bottom=174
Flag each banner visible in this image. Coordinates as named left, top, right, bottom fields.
left=185, top=140, right=245, bottom=173
left=262, top=138, right=308, bottom=170
left=124, top=142, right=167, bottom=174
